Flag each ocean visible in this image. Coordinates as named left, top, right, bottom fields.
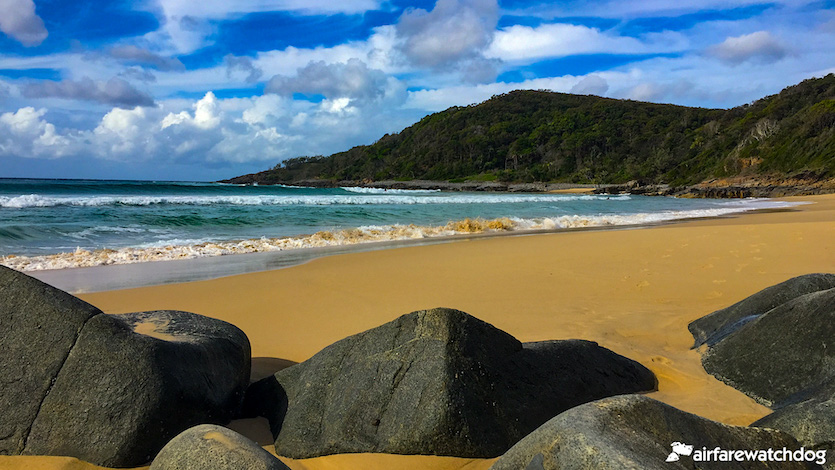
left=0, top=178, right=800, bottom=272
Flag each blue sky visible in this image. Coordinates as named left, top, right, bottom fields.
left=0, top=0, right=833, bottom=181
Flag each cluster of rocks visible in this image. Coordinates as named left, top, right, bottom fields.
left=596, top=175, right=835, bottom=198
left=287, top=179, right=603, bottom=193
left=3, top=265, right=834, bottom=469
left=691, top=273, right=835, bottom=468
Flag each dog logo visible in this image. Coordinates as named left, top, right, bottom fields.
left=666, top=442, right=694, bottom=462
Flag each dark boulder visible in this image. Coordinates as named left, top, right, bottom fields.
left=0, top=267, right=251, bottom=467
left=697, top=287, right=835, bottom=408
left=754, top=390, right=835, bottom=468
left=689, top=273, right=835, bottom=348
left=0, top=265, right=102, bottom=456
left=23, top=310, right=251, bottom=467
left=689, top=274, right=835, bottom=467
left=490, top=395, right=817, bottom=470
left=149, top=424, right=289, bottom=470
left=247, top=307, right=656, bottom=459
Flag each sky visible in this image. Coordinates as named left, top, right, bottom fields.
left=0, top=0, right=833, bottom=181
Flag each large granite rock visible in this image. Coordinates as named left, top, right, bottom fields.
left=0, top=267, right=251, bottom=467
left=696, top=286, right=835, bottom=408
left=689, top=273, right=835, bottom=348
left=247, top=307, right=656, bottom=459
left=490, top=395, right=816, bottom=470
left=754, top=389, right=835, bottom=469
left=149, top=424, right=289, bottom=470
left=0, top=265, right=102, bottom=456
left=689, top=274, right=835, bottom=468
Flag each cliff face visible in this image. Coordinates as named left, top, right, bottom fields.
left=224, top=74, right=835, bottom=188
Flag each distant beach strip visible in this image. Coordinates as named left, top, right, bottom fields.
left=0, top=179, right=803, bottom=272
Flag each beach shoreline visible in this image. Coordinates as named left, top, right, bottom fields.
left=3, top=193, right=833, bottom=470
left=23, top=201, right=803, bottom=294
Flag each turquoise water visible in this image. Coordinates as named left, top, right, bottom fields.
left=0, top=178, right=796, bottom=270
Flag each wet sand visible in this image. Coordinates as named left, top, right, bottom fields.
left=3, top=194, right=833, bottom=470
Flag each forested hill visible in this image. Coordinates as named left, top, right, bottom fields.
left=225, top=74, right=835, bottom=186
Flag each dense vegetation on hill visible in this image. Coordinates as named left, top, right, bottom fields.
left=227, top=74, right=835, bottom=186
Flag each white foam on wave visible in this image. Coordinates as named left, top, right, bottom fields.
left=0, top=193, right=628, bottom=208
left=340, top=187, right=442, bottom=194
left=0, top=198, right=802, bottom=272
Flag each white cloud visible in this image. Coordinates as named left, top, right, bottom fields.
left=708, top=31, right=788, bottom=65
left=396, top=0, right=499, bottom=69
left=0, top=87, right=421, bottom=168
left=225, top=55, right=263, bottom=83
left=487, top=23, right=686, bottom=62
left=109, top=46, right=185, bottom=71
left=571, top=75, right=609, bottom=95
left=265, top=59, right=406, bottom=107
left=146, top=0, right=385, bottom=53
left=507, top=0, right=814, bottom=20
left=0, top=0, right=47, bottom=46
left=0, top=107, right=73, bottom=158
left=162, top=91, right=221, bottom=130
left=21, top=77, right=156, bottom=109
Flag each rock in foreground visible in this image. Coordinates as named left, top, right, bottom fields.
left=490, top=395, right=815, bottom=470
left=0, top=265, right=102, bottom=456
left=150, top=424, right=289, bottom=470
left=248, top=307, right=656, bottom=459
left=0, top=267, right=251, bottom=467
left=688, top=273, right=835, bottom=348
left=690, top=274, right=835, bottom=467
left=695, top=284, right=835, bottom=408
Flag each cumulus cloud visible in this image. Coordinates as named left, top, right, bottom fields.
left=22, top=77, right=155, bottom=108
left=708, top=31, right=788, bottom=65
left=571, top=75, right=609, bottom=96
left=0, top=86, right=421, bottom=170
left=265, top=59, right=405, bottom=106
left=0, top=0, right=47, bottom=46
left=109, top=46, right=186, bottom=71
left=161, top=91, right=221, bottom=130
left=0, top=107, right=73, bottom=158
left=225, top=55, right=263, bottom=83
left=487, top=23, right=674, bottom=62
left=396, top=0, right=499, bottom=69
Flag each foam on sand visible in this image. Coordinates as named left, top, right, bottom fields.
left=0, top=199, right=801, bottom=272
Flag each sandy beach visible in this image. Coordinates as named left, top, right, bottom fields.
left=2, top=194, right=833, bottom=470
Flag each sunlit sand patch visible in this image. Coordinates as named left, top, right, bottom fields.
left=128, top=318, right=179, bottom=342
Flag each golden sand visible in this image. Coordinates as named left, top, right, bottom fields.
left=3, top=194, right=833, bottom=470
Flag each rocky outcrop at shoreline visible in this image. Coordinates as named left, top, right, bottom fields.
left=597, top=175, right=835, bottom=198
left=222, top=175, right=835, bottom=198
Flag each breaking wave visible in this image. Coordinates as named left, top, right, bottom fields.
left=0, top=193, right=629, bottom=208
left=0, top=201, right=799, bottom=272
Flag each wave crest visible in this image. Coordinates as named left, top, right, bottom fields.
left=0, top=193, right=629, bottom=208
left=0, top=201, right=800, bottom=272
